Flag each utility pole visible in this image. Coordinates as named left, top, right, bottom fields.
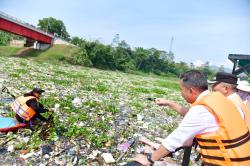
left=169, top=36, right=174, bottom=54
left=111, top=34, right=120, bottom=47
left=46, top=19, right=50, bottom=33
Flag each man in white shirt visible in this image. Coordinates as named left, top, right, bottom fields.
left=134, top=70, right=219, bottom=165
left=208, top=72, right=246, bottom=119
left=133, top=70, right=250, bottom=165
left=237, top=80, right=250, bottom=109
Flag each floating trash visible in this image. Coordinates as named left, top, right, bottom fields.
left=0, top=98, right=13, bottom=103
left=41, top=145, right=53, bottom=155
left=118, top=138, right=135, bottom=152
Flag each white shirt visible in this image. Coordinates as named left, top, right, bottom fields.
left=227, top=93, right=245, bottom=119
left=162, top=90, right=219, bottom=152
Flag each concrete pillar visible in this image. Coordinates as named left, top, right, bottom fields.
left=24, top=38, right=35, bottom=47
left=33, top=42, right=50, bottom=50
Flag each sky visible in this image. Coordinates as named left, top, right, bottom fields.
left=1, top=0, right=250, bottom=68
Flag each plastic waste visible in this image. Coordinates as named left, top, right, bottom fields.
left=118, top=138, right=135, bottom=152
left=41, top=145, right=53, bottom=155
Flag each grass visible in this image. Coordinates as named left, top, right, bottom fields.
left=156, top=80, right=180, bottom=90
left=132, top=87, right=150, bottom=93
left=0, top=46, right=23, bottom=56
left=19, top=45, right=79, bottom=63
left=0, top=45, right=79, bottom=63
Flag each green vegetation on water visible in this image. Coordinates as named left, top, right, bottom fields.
left=0, top=53, right=183, bottom=150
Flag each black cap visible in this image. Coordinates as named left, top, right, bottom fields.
left=208, top=72, right=238, bottom=85
left=32, top=88, right=45, bottom=94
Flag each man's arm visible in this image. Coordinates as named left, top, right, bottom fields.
left=151, top=145, right=170, bottom=160
left=134, top=145, right=170, bottom=165
left=35, top=113, right=47, bottom=121
left=27, top=99, right=48, bottom=113
left=155, top=98, right=189, bottom=116
left=139, top=136, right=160, bottom=149
left=134, top=105, right=218, bottom=165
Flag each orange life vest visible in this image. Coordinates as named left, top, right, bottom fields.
left=192, top=92, right=250, bottom=166
left=229, top=93, right=250, bottom=129
left=10, top=96, right=37, bottom=121
left=247, top=101, right=250, bottom=110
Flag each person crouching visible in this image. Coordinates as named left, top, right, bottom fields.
left=10, top=88, right=48, bottom=125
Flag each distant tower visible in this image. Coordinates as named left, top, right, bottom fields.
left=111, top=34, right=120, bottom=47
left=169, top=36, right=174, bottom=54
left=167, top=36, right=174, bottom=60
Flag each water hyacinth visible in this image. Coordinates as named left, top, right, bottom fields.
left=0, top=56, right=198, bottom=165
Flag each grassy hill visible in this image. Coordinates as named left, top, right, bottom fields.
left=0, top=46, right=23, bottom=56
left=0, top=45, right=79, bottom=63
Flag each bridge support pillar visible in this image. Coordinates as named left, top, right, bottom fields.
left=24, top=38, right=35, bottom=47
left=33, top=41, right=50, bottom=50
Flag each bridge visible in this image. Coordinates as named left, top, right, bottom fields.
left=0, top=11, right=54, bottom=49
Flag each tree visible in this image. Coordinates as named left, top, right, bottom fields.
left=71, top=36, right=86, bottom=47
left=200, top=61, right=214, bottom=77
left=175, top=61, right=190, bottom=75
left=89, top=42, right=116, bottom=70
left=38, top=17, right=70, bottom=40
left=114, top=40, right=135, bottom=71
left=160, top=50, right=174, bottom=62
left=69, top=48, right=92, bottom=67
left=111, top=34, right=120, bottom=47
left=67, top=35, right=180, bottom=75
left=134, top=47, right=150, bottom=70
left=0, top=31, right=12, bottom=46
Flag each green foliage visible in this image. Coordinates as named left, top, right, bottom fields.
left=160, top=122, right=178, bottom=133
left=156, top=80, right=180, bottom=90
left=105, top=104, right=119, bottom=114
left=0, top=31, right=12, bottom=46
left=0, top=32, right=216, bottom=77
left=5, top=110, right=16, bottom=117
left=38, top=17, right=70, bottom=40
left=132, top=87, right=150, bottom=93
left=14, top=142, right=27, bottom=150
left=0, top=55, right=188, bottom=151
left=69, top=37, right=179, bottom=75
left=175, top=61, right=190, bottom=76
left=71, top=37, right=85, bottom=47
left=152, top=88, right=166, bottom=95
left=28, top=132, right=43, bottom=150
left=165, top=109, right=178, bottom=117
left=12, top=45, right=79, bottom=63
left=0, top=46, right=23, bottom=56
left=96, top=82, right=108, bottom=93
left=40, top=96, right=59, bottom=108
left=197, top=61, right=216, bottom=79
left=136, top=47, right=172, bottom=73
left=9, top=73, right=20, bottom=78
left=89, top=42, right=116, bottom=70
left=68, top=49, right=92, bottom=66
left=113, top=41, right=135, bottom=71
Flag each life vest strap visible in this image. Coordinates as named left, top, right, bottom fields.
left=202, top=162, right=220, bottom=166
left=199, top=134, right=250, bottom=150
left=197, top=130, right=249, bottom=143
left=202, top=154, right=250, bottom=162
